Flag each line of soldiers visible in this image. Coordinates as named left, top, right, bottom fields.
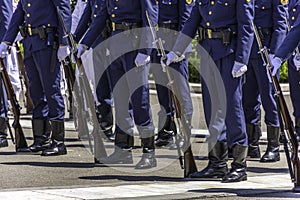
left=0, top=0, right=299, bottom=184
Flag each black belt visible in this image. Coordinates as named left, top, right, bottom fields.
left=158, top=23, right=178, bottom=30
left=19, top=25, right=56, bottom=39
left=198, top=27, right=236, bottom=46
left=111, top=22, right=140, bottom=31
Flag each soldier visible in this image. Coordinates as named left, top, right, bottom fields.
left=76, top=0, right=158, bottom=169
left=0, top=0, right=12, bottom=148
left=166, top=0, right=254, bottom=182
left=151, top=0, right=194, bottom=149
left=73, top=0, right=114, bottom=142
left=270, top=2, right=300, bottom=141
left=0, top=0, right=72, bottom=156
left=242, top=0, right=287, bottom=162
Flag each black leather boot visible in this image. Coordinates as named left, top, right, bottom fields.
left=29, top=119, right=51, bottom=152
left=246, top=123, right=261, bottom=158
left=0, top=117, right=8, bottom=148
left=41, top=120, right=67, bottom=156
left=222, top=144, right=247, bottom=183
left=155, top=115, right=175, bottom=147
left=136, top=131, right=157, bottom=169
left=260, top=126, right=280, bottom=162
left=96, top=131, right=133, bottom=164
left=96, top=104, right=115, bottom=142
left=190, top=141, right=228, bottom=179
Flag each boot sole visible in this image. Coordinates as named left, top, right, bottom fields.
left=221, top=175, right=247, bottom=183
left=135, top=162, right=157, bottom=169
left=260, top=157, right=280, bottom=163
left=41, top=150, right=67, bottom=156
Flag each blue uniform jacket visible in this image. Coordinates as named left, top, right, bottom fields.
left=276, top=0, right=300, bottom=60
left=80, top=0, right=158, bottom=56
left=158, top=0, right=193, bottom=31
left=3, top=0, right=71, bottom=52
left=250, top=0, right=287, bottom=58
left=74, top=0, right=105, bottom=48
left=173, top=0, right=255, bottom=64
left=158, top=0, right=194, bottom=52
left=0, top=0, right=12, bottom=41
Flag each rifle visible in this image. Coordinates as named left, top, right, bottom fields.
left=252, top=20, right=300, bottom=192
left=62, top=57, right=75, bottom=119
left=57, top=7, right=107, bottom=159
left=15, top=42, right=34, bottom=114
left=146, top=11, right=197, bottom=177
left=0, top=58, right=29, bottom=152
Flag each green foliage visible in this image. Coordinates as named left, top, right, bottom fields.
left=70, top=0, right=77, bottom=11
left=279, top=61, right=288, bottom=83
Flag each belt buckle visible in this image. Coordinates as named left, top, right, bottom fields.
left=207, top=29, right=212, bottom=39
left=112, top=22, right=115, bottom=31
left=28, top=27, right=32, bottom=36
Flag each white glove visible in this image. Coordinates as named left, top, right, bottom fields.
left=135, top=53, right=150, bottom=67
left=270, top=56, right=282, bottom=76
left=165, top=51, right=185, bottom=66
left=293, top=55, right=300, bottom=71
left=0, top=42, right=9, bottom=58
left=77, top=44, right=88, bottom=58
left=57, top=45, right=70, bottom=62
left=231, top=61, right=247, bottom=78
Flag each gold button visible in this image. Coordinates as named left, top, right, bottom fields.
left=48, top=24, right=51, bottom=27
left=27, top=13, right=30, bottom=17
left=262, top=6, right=265, bottom=9
left=292, top=16, right=295, bottom=20
left=199, top=2, right=202, bottom=5
left=225, top=2, right=228, bottom=6
left=206, top=22, right=210, bottom=26
left=211, top=1, right=214, bottom=5
left=28, top=24, right=31, bottom=27
left=94, top=14, right=97, bottom=18
left=27, top=3, right=31, bottom=7
left=169, top=1, right=172, bottom=4
left=114, top=6, right=118, bottom=9
left=208, top=11, right=212, bottom=15
left=95, top=4, right=98, bottom=8
left=111, top=13, right=115, bottom=18
left=293, top=8, right=296, bottom=12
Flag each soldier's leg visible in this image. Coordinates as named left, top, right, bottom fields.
left=95, top=69, right=114, bottom=142
left=254, top=58, right=280, bottom=162
left=190, top=67, right=228, bottom=179
left=288, top=60, right=300, bottom=140
left=124, top=52, right=156, bottom=169
left=97, top=56, right=134, bottom=164
left=24, top=52, right=51, bottom=151
left=219, top=55, right=248, bottom=183
left=242, top=58, right=262, bottom=158
left=28, top=47, right=66, bottom=156
left=151, top=51, right=175, bottom=147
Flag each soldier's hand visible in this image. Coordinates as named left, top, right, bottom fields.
left=0, top=42, right=9, bottom=58
left=77, top=44, right=88, bottom=58
left=135, top=53, right=150, bottom=67
left=57, top=45, right=70, bottom=62
left=293, top=55, right=300, bottom=71
left=165, top=51, right=185, bottom=66
left=270, top=55, right=282, bottom=76
left=231, top=61, right=247, bottom=78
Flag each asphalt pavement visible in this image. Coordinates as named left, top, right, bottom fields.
left=0, top=112, right=299, bottom=200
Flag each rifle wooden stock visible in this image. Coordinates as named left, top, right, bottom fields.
left=252, top=21, right=300, bottom=192
left=145, top=10, right=197, bottom=177
left=57, top=7, right=107, bottom=158
left=15, top=42, right=33, bottom=114
left=0, top=58, right=29, bottom=152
